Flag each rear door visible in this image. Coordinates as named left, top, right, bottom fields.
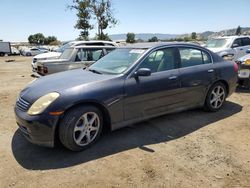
left=124, top=47, right=183, bottom=121
left=177, top=47, right=216, bottom=107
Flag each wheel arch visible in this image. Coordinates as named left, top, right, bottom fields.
left=54, top=100, right=112, bottom=144
left=204, top=79, right=229, bottom=103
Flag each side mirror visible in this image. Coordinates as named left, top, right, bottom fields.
left=246, top=49, right=250, bottom=54
left=232, top=44, right=239, bottom=48
left=134, top=68, right=151, bottom=77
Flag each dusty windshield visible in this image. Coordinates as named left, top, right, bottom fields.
left=206, top=39, right=230, bottom=48
left=59, top=48, right=74, bottom=59
left=89, top=48, right=146, bottom=74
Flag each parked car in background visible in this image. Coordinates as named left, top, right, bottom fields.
left=35, top=45, right=116, bottom=76
left=206, top=36, right=250, bottom=60
left=236, top=49, right=250, bottom=88
left=0, top=42, right=11, bottom=56
left=11, top=46, right=20, bottom=55
left=22, top=47, right=49, bottom=56
left=15, top=42, right=238, bottom=151
left=32, top=40, right=118, bottom=73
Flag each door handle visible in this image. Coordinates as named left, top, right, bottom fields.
left=208, top=69, right=214, bottom=73
left=240, top=48, right=243, bottom=50
left=169, top=75, right=178, bottom=80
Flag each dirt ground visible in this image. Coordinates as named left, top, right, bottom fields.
left=0, top=56, right=250, bottom=188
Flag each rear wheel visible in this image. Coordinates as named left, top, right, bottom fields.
left=59, top=106, right=103, bottom=151
left=0, top=52, right=5, bottom=57
left=204, top=82, right=227, bottom=112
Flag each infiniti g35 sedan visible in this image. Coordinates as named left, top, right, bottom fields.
left=15, top=42, right=238, bottom=151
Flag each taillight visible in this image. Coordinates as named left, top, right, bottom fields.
left=233, top=62, right=238, bottom=72
left=43, top=67, right=48, bottom=74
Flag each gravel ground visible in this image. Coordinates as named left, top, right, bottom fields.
left=0, top=56, right=250, bottom=188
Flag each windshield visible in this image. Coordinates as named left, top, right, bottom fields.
left=56, top=43, right=72, bottom=53
left=89, top=48, right=146, bottom=74
left=206, top=39, right=230, bottom=48
left=59, top=48, right=74, bottom=59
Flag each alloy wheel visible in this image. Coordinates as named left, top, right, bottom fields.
left=209, top=85, right=225, bottom=109
left=73, top=112, right=100, bottom=146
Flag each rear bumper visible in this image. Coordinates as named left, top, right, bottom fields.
left=14, top=107, right=60, bottom=148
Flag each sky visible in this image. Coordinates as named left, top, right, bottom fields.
left=0, top=0, right=249, bottom=42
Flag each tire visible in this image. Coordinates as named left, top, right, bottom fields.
left=0, top=52, right=5, bottom=57
left=59, top=105, right=103, bottom=151
left=204, top=82, right=227, bottom=112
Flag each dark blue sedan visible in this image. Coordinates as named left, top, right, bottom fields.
left=15, top=42, right=238, bottom=151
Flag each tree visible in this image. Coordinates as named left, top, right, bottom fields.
left=184, top=36, right=191, bottom=42
left=148, top=36, right=158, bottom=42
left=191, top=32, right=197, bottom=40
left=236, top=26, right=241, bottom=35
left=44, top=36, right=58, bottom=45
left=71, top=0, right=93, bottom=40
left=28, top=34, right=59, bottom=45
left=70, top=0, right=117, bottom=40
left=28, top=33, right=45, bottom=45
left=126, top=32, right=135, bottom=43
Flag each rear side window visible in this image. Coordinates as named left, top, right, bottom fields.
left=242, top=37, right=250, bottom=46
left=179, top=48, right=211, bottom=68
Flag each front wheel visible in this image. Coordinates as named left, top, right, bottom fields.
left=59, top=106, right=103, bottom=151
left=204, top=82, right=227, bottom=112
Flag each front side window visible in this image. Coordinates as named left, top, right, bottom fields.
left=75, top=49, right=104, bottom=62
left=179, top=48, right=211, bottom=68
left=138, top=48, right=176, bottom=73
left=242, top=37, right=250, bottom=46
left=233, top=38, right=243, bottom=47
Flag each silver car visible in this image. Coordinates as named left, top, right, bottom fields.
left=206, top=36, right=250, bottom=60
left=35, top=46, right=115, bottom=76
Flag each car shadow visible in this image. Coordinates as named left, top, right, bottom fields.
left=236, top=86, right=250, bottom=93
left=11, top=101, right=242, bottom=170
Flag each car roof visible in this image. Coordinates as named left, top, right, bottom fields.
left=74, top=45, right=116, bottom=49
left=212, top=35, right=250, bottom=40
left=69, top=40, right=118, bottom=47
left=120, top=42, right=201, bottom=49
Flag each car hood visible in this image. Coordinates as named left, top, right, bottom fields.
left=238, top=54, right=250, bottom=61
left=33, top=52, right=61, bottom=60
left=207, top=47, right=225, bottom=53
left=20, top=69, right=116, bottom=103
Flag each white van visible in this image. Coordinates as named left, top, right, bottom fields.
left=0, top=42, right=11, bottom=56
left=206, top=36, right=250, bottom=60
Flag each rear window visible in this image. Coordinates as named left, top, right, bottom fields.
left=179, top=48, right=211, bottom=68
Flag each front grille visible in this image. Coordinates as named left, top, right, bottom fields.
left=16, top=97, right=30, bottom=111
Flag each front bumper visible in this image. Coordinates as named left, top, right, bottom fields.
left=14, top=106, right=60, bottom=147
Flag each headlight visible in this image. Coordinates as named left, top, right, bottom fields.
left=28, top=92, right=60, bottom=115
left=244, top=59, right=250, bottom=65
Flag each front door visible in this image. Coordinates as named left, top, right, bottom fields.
left=123, top=47, right=183, bottom=121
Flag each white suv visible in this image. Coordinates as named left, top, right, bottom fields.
left=206, top=36, right=250, bottom=60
